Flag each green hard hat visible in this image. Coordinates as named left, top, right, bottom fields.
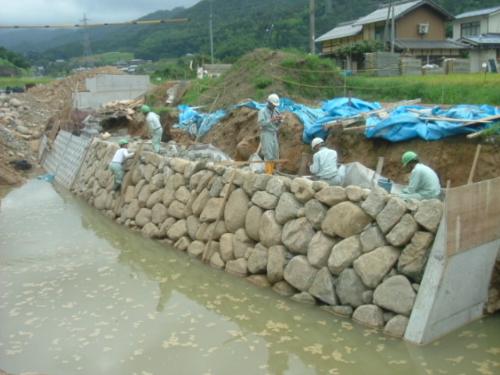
left=118, top=139, right=129, bottom=145
left=402, top=151, right=418, bottom=166
left=141, top=105, right=151, bottom=113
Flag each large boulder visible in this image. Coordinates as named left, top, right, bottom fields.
left=191, top=188, right=210, bottom=216
left=373, top=275, right=416, bottom=316
left=224, top=188, right=249, bottom=232
left=304, top=199, right=327, bottom=229
left=353, top=246, right=400, bottom=288
left=307, top=232, right=335, bottom=268
left=275, top=192, right=302, bottom=225
left=328, top=236, right=362, bottom=275
left=352, top=305, right=384, bottom=328
left=143, top=164, right=156, bottom=182
left=142, top=223, right=160, bottom=238
left=414, top=199, right=443, bottom=233
left=175, top=186, right=191, bottom=204
left=383, top=315, right=409, bottom=338
left=151, top=203, right=168, bottom=225
left=168, top=200, right=186, bottom=219
left=245, top=205, right=263, bottom=242
left=259, top=211, right=283, bottom=248
left=266, top=176, right=288, bottom=197
left=138, top=184, right=153, bottom=205
left=322, top=202, right=372, bottom=238
left=226, top=258, right=248, bottom=277
left=267, top=245, right=288, bottom=284
left=247, top=248, right=268, bottom=274
left=386, top=214, right=418, bottom=247
left=188, top=241, right=205, bottom=258
left=135, top=208, right=152, bottom=227
left=281, top=218, right=315, bottom=255
left=146, top=189, right=164, bottom=209
left=376, top=197, right=407, bottom=233
left=162, top=189, right=176, bottom=207
left=167, top=220, right=187, bottom=241
left=200, top=198, right=224, bottom=222
left=233, top=229, right=253, bottom=259
left=315, top=186, right=347, bottom=206
left=345, top=185, right=364, bottom=202
left=251, top=191, right=279, bottom=210
left=126, top=199, right=141, bottom=219
left=283, top=256, right=318, bottom=291
left=186, top=215, right=200, bottom=240
left=309, top=267, right=337, bottom=305
left=291, top=178, right=315, bottom=203
left=336, top=268, right=368, bottom=308
left=361, top=188, right=388, bottom=218
left=272, top=281, right=297, bottom=297
left=397, top=231, right=434, bottom=281
left=360, top=225, right=386, bottom=253
left=219, top=233, right=235, bottom=262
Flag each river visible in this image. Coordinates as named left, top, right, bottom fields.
left=0, top=180, right=499, bottom=375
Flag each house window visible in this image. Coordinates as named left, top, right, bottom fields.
left=461, top=22, right=480, bottom=37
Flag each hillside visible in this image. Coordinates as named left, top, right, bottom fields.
left=1, top=0, right=499, bottom=63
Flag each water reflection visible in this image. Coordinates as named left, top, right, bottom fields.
left=0, top=180, right=499, bottom=375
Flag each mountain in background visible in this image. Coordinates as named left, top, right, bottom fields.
left=1, top=0, right=498, bottom=64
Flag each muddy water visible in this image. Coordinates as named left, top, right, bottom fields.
left=0, top=181, right=499, bottom=375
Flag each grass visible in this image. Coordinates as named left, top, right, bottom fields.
left=182, top=77, right=220, bottom=106
left=0, top=76, right=53, bottom=88
left=345, top=73, right=500, bottom=105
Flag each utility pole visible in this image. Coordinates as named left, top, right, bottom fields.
left=325, top=0, right=333, bottom=14
left=209, top=0, right=214, bottom=64
left=390, top=5, right=395, bottom=53
left=309, top=0, right=315, bottom=54
left=81, top=13, right=94, bottom=67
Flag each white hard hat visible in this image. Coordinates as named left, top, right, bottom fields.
left=267, top=93, right=280, bottom=107
left=311, top=137, right=324, bottom=150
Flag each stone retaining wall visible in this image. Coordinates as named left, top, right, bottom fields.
left=72, top=140, right=444, bottom=338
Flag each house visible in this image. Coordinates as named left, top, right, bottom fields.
left=453, top=6, right=500, bottom=72
left=316, top=0, right=466, bottom=66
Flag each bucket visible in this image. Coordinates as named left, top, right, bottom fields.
left=377, top=178, right=392, bottom=193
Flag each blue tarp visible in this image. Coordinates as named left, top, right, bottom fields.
left=365, top=104, right=500, bottom=142
left=175, top=104, right=228, bottom=138
left=176, top=98, right=499, bottom=143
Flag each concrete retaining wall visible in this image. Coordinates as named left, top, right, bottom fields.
left=71, top=140, right=444, bottom=338
left=73, top=74, right=150, bottom=110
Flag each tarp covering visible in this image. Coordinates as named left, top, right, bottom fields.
left=365, top=104, right=500, bottom=142
left=175, top=105, right=227, bottom=138
left=176, top=98, right=499, bottom=143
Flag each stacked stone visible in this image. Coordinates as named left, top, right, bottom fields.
left=73, top=140, right=444, bottom=339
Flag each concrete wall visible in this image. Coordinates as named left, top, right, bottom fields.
left=73, top=74, right=150, bottom=110
left=71, top=140, right=445, bottom=339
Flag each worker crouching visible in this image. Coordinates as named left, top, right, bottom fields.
left=399, top=151, right=441, bottom=200
left=309, top=138, right=344, bottom=186
left=109, top=139, right=135, bottom=191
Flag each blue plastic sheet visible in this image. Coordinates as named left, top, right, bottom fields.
left=177, top=98, right=499, bottom=144
left=365, top=104, right=500, bottom=142
left=175, top=105, right=227, bottom=138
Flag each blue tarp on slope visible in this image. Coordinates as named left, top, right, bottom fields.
left=365, top=104, right=500, bottom=142
left=176, top=98, right=499, bottom=143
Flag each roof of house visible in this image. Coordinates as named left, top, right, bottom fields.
left=395, top=39, right=468, bottom=50
left=355, top=0, right=453, bottom=25
left=455, top=5, right=500, bottom=20
left=315, top=22, right=363, bottom=42
left=460, top=33, right=500, bottom=46
left=316, top=0, right=453, bottom=43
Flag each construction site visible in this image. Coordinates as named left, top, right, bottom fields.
left=1, top=48, right=500, bottom=374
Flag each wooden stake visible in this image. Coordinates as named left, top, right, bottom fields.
left=371, top=156, right=384, bottom=187
left=467, top=144, right=482, bottom=185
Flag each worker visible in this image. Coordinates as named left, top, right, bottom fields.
left=399, top=151, right=441, bottom=200
left=141, top=105, right=163, bottom=153
left=309, top=137, right=344, bottom=186
left=109, top=139, right=134, bottom=191
left=258, top=93, right=283, bottom=174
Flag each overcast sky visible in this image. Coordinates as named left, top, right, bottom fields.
left=0, top=0, right=200, bottom=25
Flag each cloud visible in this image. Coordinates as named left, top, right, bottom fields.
left=0, top=0, right=199, bottom=25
